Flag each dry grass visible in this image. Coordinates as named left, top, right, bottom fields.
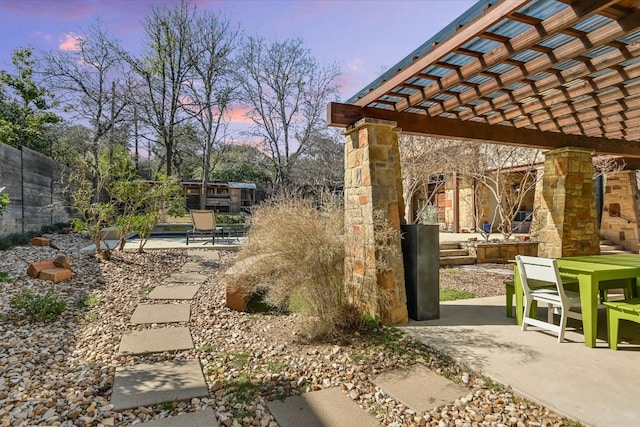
left=224, top=195, right=355, bottom=337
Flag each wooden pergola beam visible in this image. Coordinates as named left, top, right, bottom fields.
left=515, top=95, right=640, bottom=130
left=327, top=102, right=640, bottom=157
left=458, top=42, right=640, bottom=120
left=428, top=9, right=640, bottom=117
left=532, top=100, right=640, bottom=131
left=357, top=0, right=620, bottom=111
left=560, top=108, right=640, bottom=134
left=485, top=73, right=640, bottom=126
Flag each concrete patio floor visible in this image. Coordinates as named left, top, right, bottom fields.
left=81, top=230, right=494, bottom=253
left=81, top=235, right=246, bottom=253
left=399, top=295, right=640, bottom=427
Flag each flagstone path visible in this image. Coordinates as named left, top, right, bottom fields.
left=110, top=247, right=474, bottom=426
left=267, top=363, right=470, bottom=427
left=110, top=250, right=220, bottom=426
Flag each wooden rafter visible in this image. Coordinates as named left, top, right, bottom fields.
left=512, top=92, right=640, bottom=129
left=459, top=43, right=640, bottom=120
left=427, top=9, right=640, bottom=116
left=484, top=74, right=640, bottom=125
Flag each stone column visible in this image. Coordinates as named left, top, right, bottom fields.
left=343, top=118, right=408, bottom=324
left=533, top=147, right=599, bottom=258
left=600, top=171, right=640, bottom=252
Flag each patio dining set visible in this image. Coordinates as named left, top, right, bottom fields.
left=512, top=253, right=640, bottom=349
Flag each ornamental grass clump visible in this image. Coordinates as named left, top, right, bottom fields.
left=226, top=194, right=354, bottom=337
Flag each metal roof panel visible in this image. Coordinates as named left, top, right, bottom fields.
left=619, top=29, right=640, bottom=45
left=517, top=0, right=567, bottom=20
left=572, top=14, right=613, bottom=32
left=462, top=37, right=500, bottom=54
left=539, top=32, right=575, bottom=49
left=486, top=18, right=531, bottom=39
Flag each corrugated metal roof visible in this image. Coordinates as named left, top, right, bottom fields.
left=228, top=182, right=257, bottom=189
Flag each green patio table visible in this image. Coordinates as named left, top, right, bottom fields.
left=561, top=254, right=640, bottom=272
left=562, top=254, right=640, bottom=296
left=513, top=257, right=640, bottom=348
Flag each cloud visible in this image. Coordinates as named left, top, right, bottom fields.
left=334, top=71, right=372, bottom=102
left=227, top=105, right=253, bottom=124
left=59, top=33, right=82, bottom=52
left=347, top=58, right=365, bottom=72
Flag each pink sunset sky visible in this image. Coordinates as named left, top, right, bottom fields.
left=0, top=0, right=476, bottom=134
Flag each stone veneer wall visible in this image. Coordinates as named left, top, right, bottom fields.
left=600, top=171, right=640, bottom=252
left=343, top=118, right=408, bottom=324
left=532, top=147, right=599, bottom=258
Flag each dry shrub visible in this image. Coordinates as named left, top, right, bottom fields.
left=225, top=194, right=354, bottom=337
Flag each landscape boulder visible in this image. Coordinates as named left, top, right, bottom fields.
left=225, top=288, right=248, bottom=312
left=31, top=237, right=50, bottom=247
left=39, top=268, right=73, bottom=283
left=53, top=254, right=72, bottom=270
left=27, top=260, right=57, bottom=278
left=27, top=255, right=73, bottom=283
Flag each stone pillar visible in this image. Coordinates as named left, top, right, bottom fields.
left=533, top=147, right=599, bottom=258
left=343, top=118, right=408, bottom=324
left=600, top=171, right=640, bottom=252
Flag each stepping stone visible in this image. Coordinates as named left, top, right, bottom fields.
left=371, top=364, right=468, bottom=412
left=267, top=387, right=378, bottom=427
left=187, top=250, right=220, bottom=261
left=119, top=327, right=194, bottom=355
left=167, top=273, right=208, bottom=284
left=137, top=408, right=218, bottom=426
left=149, top=285, right=201, bottom=300
left=181, top=262, right=206, bottom=272
left=130, top=304, right=191, bottom=324
left=111, top=360, right=208, bottom=411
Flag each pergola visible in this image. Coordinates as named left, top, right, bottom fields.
left=328, top=0, right=640, bottom=324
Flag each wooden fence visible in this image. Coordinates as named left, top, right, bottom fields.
left=0, top=143, right=71, bottom=236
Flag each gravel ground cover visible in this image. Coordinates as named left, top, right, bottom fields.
left=440, top=264, right=513, bottom=299
left=0, top=233, right=573, bottom=426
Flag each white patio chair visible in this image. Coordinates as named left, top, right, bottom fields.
left=516, top=255, right=582, bottom=343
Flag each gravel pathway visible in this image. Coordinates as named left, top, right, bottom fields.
left=0, top=233, right=572, bottom=426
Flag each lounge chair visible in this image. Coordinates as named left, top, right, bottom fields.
left=186, top=210, right=216, bottom=245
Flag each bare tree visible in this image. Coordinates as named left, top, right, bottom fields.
left=593, top=154, right=625, bottom=178
left=41, top=21, right=130, bottom=166
left=236, top=37, right=339, bottom=188
left=183, top=10, right=240, bottom=208
left=125, top=0, right=195, bottom=177
left=456, top=144, right=542, bottom=241
left=399, top=135, right=473, bottom=224
left=290, top=128, right=344, bottom=189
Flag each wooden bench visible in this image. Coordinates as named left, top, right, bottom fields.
left=603, top=298, right=640, bottom=350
